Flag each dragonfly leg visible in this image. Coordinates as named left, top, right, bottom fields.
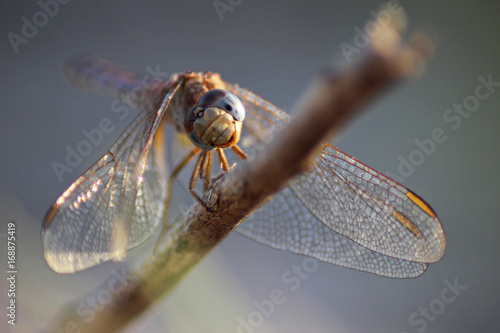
left=187, top=151, right=209, bottom=204
left=212, top=145, right=248, bottom=183
left=216, top=148, right=230, bottom=172
left=200, top=150, right=212, bottom=192
left=157, top=144, right=248, bottom=251
left=231, top=144, right=248, bottom=160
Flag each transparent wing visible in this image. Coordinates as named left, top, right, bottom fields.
left=238, top=187, right=428, bottom=278
left=223, top=82, right=289, bottom=162
left=42, top=89, right=175, bottom=273
left=292, top=146, right=446, bottom=264
left=223, top=82, right=446, bottom=276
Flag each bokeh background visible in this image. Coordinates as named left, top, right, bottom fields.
left=1, top=1, right=499, bottom=332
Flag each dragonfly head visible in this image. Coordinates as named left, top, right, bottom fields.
left=184, top=89, right=245, bottom=150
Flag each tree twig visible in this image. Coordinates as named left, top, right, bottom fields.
left=39, top=17, right=433, bottom=333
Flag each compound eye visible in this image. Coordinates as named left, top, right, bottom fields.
left=217, top=91, right=245, bottom=121
left=197, top=89, right=245, bottom=121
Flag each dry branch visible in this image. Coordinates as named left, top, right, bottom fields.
left=39, top=17, right=433, bottom=333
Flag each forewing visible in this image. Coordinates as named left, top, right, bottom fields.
left=291, top=145, right=446, bottom=263
left=42, top=89, right=175, bottom=273
left=128, top=133, right=167, bottom=247
left=223, top=82, right=445, bottom=272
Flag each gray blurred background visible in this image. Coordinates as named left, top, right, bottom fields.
left=1, top=1, right=499, bottom=332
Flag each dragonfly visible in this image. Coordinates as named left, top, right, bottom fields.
left=42, top=54, right=446, bottom=277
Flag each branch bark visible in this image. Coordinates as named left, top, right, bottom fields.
left=39, top=17, right=433, bottom=333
